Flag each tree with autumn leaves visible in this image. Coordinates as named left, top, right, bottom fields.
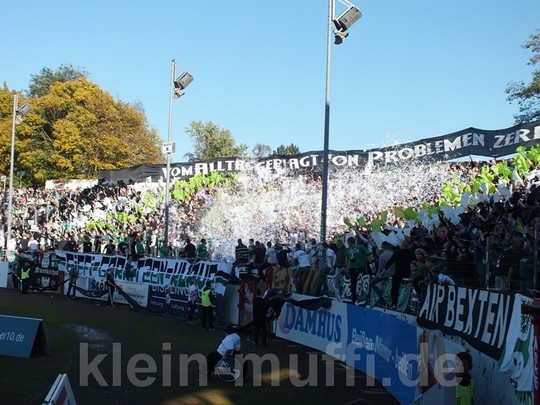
left=0, top=66, right=164, bottom=186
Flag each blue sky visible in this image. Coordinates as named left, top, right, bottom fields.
left=2, top=1, right=539, bottom=162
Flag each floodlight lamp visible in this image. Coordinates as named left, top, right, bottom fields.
left=15, top=102, right=32, bottom=124
left=334, top=30, right=349, bottom=45
left=174, top=71, right=194, bottom=90
left=18, top=103, right=32, bottom=117
left=334, top=5, right=362, bottom=31
left=173, top=89, right=184, bottom=99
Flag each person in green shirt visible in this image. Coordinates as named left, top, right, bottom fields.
left=117, top=237, right=129, bottom=255
left=197, top=238, right=208, bottom=261
left=135, top=236, right=145, bottom=258
left=345, top=237, right=369, bottom=304
left=455, top=351, right=475, bottom=405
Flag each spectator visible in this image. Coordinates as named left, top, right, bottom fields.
left=274, top=243, right=292, bottom=293
left=252, top=289, right=268, bottom=347
left=117, top=236, right=129, bottom=255
left=234, top=239, right=250, bottom=266
left=369, top=241, right=395, bottom=305
left=251, top=241, right=266, bottom=280
left=104, top=238, right=116, bottom=255
left=264, top=241, right=278, bottom=286
left=184, top=238, right=197, bottom=262
left=410, top=248, right=429, bottom=300
left=63, top=234, right=79, bottom=252
left=308, top=238, right=319, bottom=272
left=384, top=240, right=415, bottom=308
left=333, top=239, right=347, bottom=298
left=346, top=237, right=369, bottom=305
left=82, top=235, right=94, bottom=253
left=426, top=256, right=455, bottom=286
left=319, top=241, right=336, bottom=296
left=197, top=238, right=208, bottom=261
left=291, top=242, right=311, bottom=294
left=187, top=278, right=199, bottom=323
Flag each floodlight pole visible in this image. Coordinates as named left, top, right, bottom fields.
left=164, top=60, right=176, bottom=257
left=320, top=0, right=335, bottom=243
left=6, top=95, right=18, bottom=253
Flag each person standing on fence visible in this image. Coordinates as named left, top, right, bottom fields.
left=346, top=237, right=369, bottom=305
left=251, top=241, right=266, bottom=280
left=201, top=281, right=215, bottom=330
left=275, top=244, right=292, bottom=293
left=187, top=278, right=199, bottom=324
left=264, top=241, right=278, bottom=287
left=384, top=240, right=415, bottom=308
left=369, top=241, right=395, bottom=305
left=410, top=248, right=429, bottom=301
left=291, top=243, right=311, bottom=294
left=333, top=239, right=347, bottom=298
left=319, top=241, right=336, bottom=296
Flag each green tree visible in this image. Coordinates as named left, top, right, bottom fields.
left=184, top=120, right=247, bottom=161
left=0, top=86, right=36, bottom=186
left=27, top=64, right=88, bottom=98
left=252, top=143, right=272, bottom=158
left=506, top=28, right=540, bottom=123
left=272, top=143, right=301, bottom=156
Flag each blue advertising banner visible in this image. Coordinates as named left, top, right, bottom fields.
left=275, top=297, right=349, bottom=357
left=146, top=285, right=193, bottom=317
left=0, top=315, right=50, bottom=358
left=346, top=306, right=418, bottom=405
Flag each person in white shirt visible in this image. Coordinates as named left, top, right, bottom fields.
left=426, top=256, right=456, bottom=286
left=319, top=241, right=336, bottom=295
left=291, top=243, right=311, bottom=294
left=28, top=234, right=40, bottom=253
left=308, top=238, right=319, bottom=272
left=264, top=241, right=278, bottom=285
left=205, top=325, right=243, bottom=377
left=187, top=278, right=199, bottom=323
left=265, top=241, right=278, bottom=267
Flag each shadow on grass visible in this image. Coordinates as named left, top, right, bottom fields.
left=0, top=288, right=399, bottom=405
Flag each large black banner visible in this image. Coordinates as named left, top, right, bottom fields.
left=416, top=284, right=515, bottom=359
left=98, top=121, right=540, bottom=184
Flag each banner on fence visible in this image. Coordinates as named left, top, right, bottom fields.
left=498, top=294, right=534, bottom=392
left=55, top=251, right=233, bottom=312
left=55, top=251, right=233, bottom=294
left=416, top=284, right=514, bottom=359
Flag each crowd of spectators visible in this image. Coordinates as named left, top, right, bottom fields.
left=1, top=157, right=539, bottom=298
